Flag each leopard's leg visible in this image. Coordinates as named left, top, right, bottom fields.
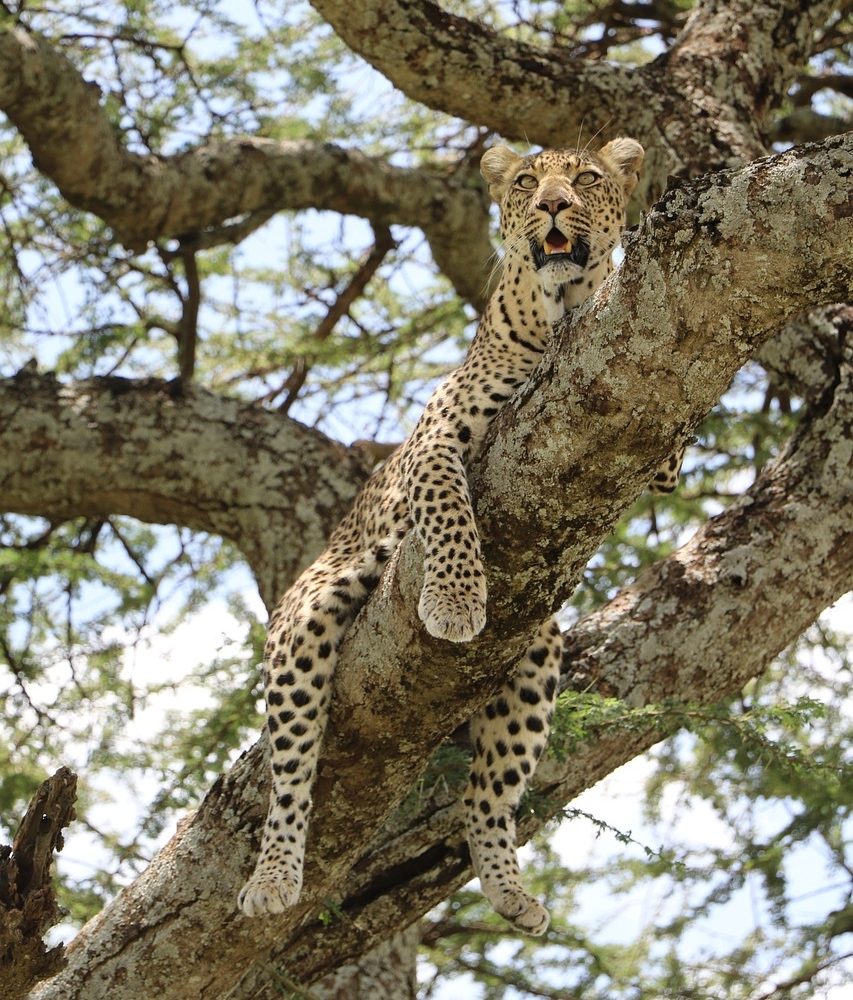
left=464, top=616, right=562, bottom=936
left=239, top=481, right=410, bottom=917
left=238, top=562, right=368, bottom=915
left=648, top=445, right=685, bottom=494
left=402, top=439, right=487, bottom=643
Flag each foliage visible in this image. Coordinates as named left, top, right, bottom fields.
left=0, top=513, right=264, bottom=916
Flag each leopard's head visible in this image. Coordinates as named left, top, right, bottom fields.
left=480, top=139, right=644, bottom=294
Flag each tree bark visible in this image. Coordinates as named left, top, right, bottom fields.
left=309, top=0, right=644, bottom=146
left=25, top=135, right=853, bottom=1000
left=312, top=926, right=419, bottom=1000
left=0, top=373, right=368, bottom=606
left=757, top=304, right=850, bottom=399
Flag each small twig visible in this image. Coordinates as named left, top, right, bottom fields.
left=0, top=635, right=62, bottom=728
left=756, top=949, right=853, bottom=999
left=178, top=248, right=200, bottom=383
left=160, top=208, right=278, bottom=257
left=278, top=225, right=396, bottom=413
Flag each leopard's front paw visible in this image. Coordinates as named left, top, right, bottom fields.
left=494, top=889, right=550, bottom=937
left=418, top=576, right=487, bottom=642
left=238, top=867, right=301, bottom=917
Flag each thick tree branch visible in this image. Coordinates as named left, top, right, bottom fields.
left=0, top=24, right=492, bottom=306
left=312, top=0, right=649, bottom=146
left=309, top=0, right=839, bottom=195
left=757, top=304, right=849, bottom=400
left=28, top=135, right=853, bottom=1000
left=560, top=347, right=852, bottom=713
left=0, top=373, right=369, bottom=606
left=312, top=925, right=419, bottom=1000
left=308, top=0, right=645, bottom=148
left=662, top=0, right=839, bottom=131
left=770, top=107, right=852, bottom=144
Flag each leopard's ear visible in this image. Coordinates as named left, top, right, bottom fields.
left=598, top=137, right=644, bottom=197
left=480, top=145, right=524, bottom=200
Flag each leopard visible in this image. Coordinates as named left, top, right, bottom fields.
left=238, top=137, right=684, bottom=936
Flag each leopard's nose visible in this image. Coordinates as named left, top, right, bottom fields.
left=537, top=197, right=569, bottom=216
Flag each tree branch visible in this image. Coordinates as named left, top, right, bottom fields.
left=27, top=135, right=853, bottom=1000
left=663, top=0, right=839, bottom=126
left=0, top=373, right=370, bottom=605
left=770, top=107, right=852, bottom=144
left=278, top=225, right=396, bottom=414
left=312, top=925, right=419, bottom=999
left=308, top=0, right=645, bottom=146
left=308, top=0, right=839, bottom=192
left=0, top=23, right=492, bottom=306
left=757, top=304, right=849, bottom=400
left=177, top=249, right=200, bottom=384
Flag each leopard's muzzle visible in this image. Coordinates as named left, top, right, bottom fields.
left=531, top=229, right=590, bottom=271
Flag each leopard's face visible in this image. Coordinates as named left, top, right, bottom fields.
left=481, top=139, right=644, bottom=294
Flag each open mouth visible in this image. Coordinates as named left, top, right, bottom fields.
left=532, top=229, right=590, bottom=270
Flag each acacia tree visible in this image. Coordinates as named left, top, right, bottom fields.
left=0, top=1, right=851, bottom=998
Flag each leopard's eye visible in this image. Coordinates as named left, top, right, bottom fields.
left=574, top=170, right=600, bottom=187
left=514, top=173, right=538, bottom=191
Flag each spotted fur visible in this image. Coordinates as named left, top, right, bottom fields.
left=238, top=139, right=683, bottom=934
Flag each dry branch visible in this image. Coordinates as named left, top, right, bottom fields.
left=0, top=768, right=77, bottom=1000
